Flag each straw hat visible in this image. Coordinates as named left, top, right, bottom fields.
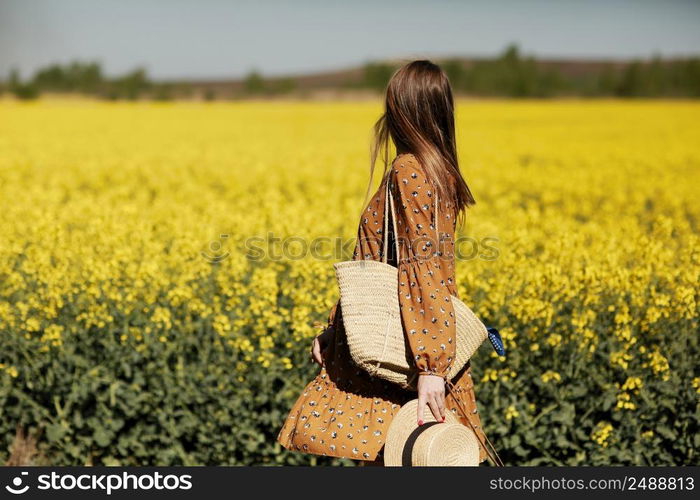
left=384, top=399, right=480, bottom=466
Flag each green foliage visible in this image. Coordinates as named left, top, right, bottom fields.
left=11, top=83, right=40, bottom=100
left=152, top=83, right=175, bottom=102
left=0, top=259, right=697, bottom=465
left=109, top=68, right=151, bottom=101
left=33, top=61, right=103, bottom=94
left=613, top=56, right=700, bottom=97
left=0, top=265, right=347, bottom=465
left=6, top=49, right=700, bottom=101
left=454, top=45, right=700, bottom=98
left=242, top=71, right=296, bottom=96
left=7, top=68, right=40, bottom=100
left=203, top=89, right=217, bottom=101
left=442, top=59, right=468, bottom=90
left=359, top=44, right=700, bottom=98
left=8, top=60, right=158, bottom=101
left=267, top=77, right=296, bottom=95
left=243, top=70, right=266, bottom=94
left=471, top=326, right=699, bottom=466
left=362, top=62, right=397, bottom=91
left=458, top=44, right=567, bottom=97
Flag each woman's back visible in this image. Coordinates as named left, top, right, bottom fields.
left=353, top=153, right=458, bottom=299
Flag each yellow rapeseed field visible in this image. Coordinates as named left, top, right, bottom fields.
left=0, top=98, right=698, bottom=465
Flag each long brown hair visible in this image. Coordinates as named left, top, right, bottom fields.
left=364, top=60, right=476, bottom=228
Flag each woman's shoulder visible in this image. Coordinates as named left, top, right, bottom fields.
left=390, top=152, right=427, bottom=183
left=392, top=152, right=419, bottom=168
left=391, top=152, right=456, bottom=191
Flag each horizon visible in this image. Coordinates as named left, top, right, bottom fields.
left=2, top=0, right=700, bottom=81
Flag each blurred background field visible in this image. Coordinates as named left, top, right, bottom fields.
left=0, top=98, right=698, bottom=465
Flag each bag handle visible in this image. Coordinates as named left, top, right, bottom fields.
left=446, top=378, right=505, bottom=466
left=382, top=171, right=441, bottom=265
left=381, top=174, right=401, bottom=264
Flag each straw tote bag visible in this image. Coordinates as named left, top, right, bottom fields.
left=334, top=172, right=488, bottom=390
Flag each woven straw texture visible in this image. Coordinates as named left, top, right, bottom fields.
left=334, top=258, right=488, bottom=389
left=384, top=399, right=479, bottom=467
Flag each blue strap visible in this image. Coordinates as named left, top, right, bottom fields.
left=487, top=327, right=506, bottom=357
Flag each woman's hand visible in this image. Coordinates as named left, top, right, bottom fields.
left=310, top=326, right=334, bottom=366
left=417, top=374, right=446, bottom=425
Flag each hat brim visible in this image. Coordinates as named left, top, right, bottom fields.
left=384, top=399, right=478, bottom=466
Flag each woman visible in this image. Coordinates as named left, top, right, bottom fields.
left=277, top=60, right=489, bottom=465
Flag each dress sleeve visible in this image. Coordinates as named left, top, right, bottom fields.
left=389, top=157, right=457, bottom=379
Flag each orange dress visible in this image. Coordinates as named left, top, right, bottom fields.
left=277, top=153, right=488, bottom=463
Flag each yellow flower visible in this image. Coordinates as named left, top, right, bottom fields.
left=24, top=318, right=41, bottom=332
left=621, top=376, right=643, bottom=392
left=615, top=392, right=636, bottom=411
left=481, top=369, right=499, bottom=383
left=645, top=349, right=670, bottom=381
left=591, top=421, right=614, bottom=447
left=610, top=351, right=632, bottom=370
left=212, top=314, right=231, bottom=336
left=259, top=335, right=274, bottom=350
left=151, top=307, right=172, bottom=329
left=40, top=324, right=64, bottom=349
left=505, top=405, right=519, bottom=421
left=546, top=333, right=562, bottom=347
left=541, top=370, right=561, bottom=383
left=0, top=364, right=19, bottom=378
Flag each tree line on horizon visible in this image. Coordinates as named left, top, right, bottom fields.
left=363, top=45, right=700, bottom=98
left=2, top=44, right=699, bottom=100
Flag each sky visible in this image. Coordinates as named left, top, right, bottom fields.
left=1, top=0, right=699, bottom=81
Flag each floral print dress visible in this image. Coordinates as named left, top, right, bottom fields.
left=277, top=153, right=488, bottom=463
